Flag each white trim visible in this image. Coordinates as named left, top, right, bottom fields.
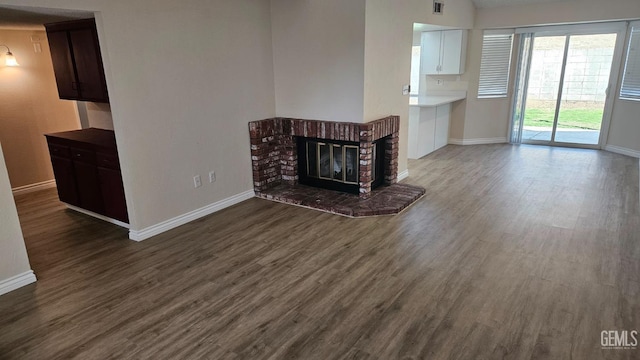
left=484, top=29, right=515, bottom=36
left=66, top=204, right=130, bottom=229
left=397, top=169, right=409, bottom=182
left=604, top=145, right=640, bottom=158
left=12, top=180, right=56, bottom=195
left=0, top=271, right=36, bottom=296
left=516, top=22, right=627, bottom=35
left=448, top=137, right=507, bottom=145
left=128, top=190, right=255, bottom=242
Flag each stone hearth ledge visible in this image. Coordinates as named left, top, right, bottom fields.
left=255, top=183, right=426, bottom=217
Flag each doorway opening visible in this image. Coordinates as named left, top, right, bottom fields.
left=510, top=23, right=627, bottom=148
left=0, top=5, right=128, bottom=279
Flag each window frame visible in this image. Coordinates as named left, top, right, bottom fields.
left=477, top=29, right=515, bottom=99
left=620, top=21, right=640, bottom=101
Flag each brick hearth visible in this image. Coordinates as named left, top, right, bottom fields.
left=248, top=116, right=425, bottom=217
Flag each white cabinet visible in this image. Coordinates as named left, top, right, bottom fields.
left=420, top=30, right=467, bottom=75
left=434, top=104, right=450, bottom=149
left=408, top=104, right=451, bottom=159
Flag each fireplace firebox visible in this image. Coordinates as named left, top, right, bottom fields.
left=297, top=137, right=386, bottom=194
left=248, top=116, right=399, bottom=198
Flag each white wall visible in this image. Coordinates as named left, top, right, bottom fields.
left=607, top=26, right=640, bottom=154
left=460, top=0, right=640, bottom=153
left=77, top=102, right=114, bottom=130
left=0, top=0, right=277, bottom=234
left=452, top=29, right=517, bottom=141
left=363, top=0, right=475, bottom=173
left=0, top=0, right=474, bottom=244
left=0, top=143, right=35, bottom=295
left=271, top=0, right=366, bottom=123
left=271, top=0, right=475, bottom=173
left=475, top=0, right=640, bottom=29
left=85, top=102, right=113, bottom=129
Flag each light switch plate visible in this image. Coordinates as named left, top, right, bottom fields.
left=402, top=85, right=411, bottom=95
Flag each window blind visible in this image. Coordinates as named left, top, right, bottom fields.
left=620, top=22, right=640, bottom=101
left=478, top=31, right=514, bottom=98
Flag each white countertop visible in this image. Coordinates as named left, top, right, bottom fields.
left=409, top=92, right=467, bottom=107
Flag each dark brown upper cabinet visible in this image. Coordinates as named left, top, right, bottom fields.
left=45, top=19, right=109, bottom=103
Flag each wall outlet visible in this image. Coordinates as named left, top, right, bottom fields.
left=436, top=79, right=444, bottom=86
left=193, top=175, right=202, bottom=188
left=209, top=171, right=216, bottom=183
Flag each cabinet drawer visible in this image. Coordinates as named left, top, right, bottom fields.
left=48, top=143, right=70, bottom=158
left=70, top=147, right=96, bottom=164
left=96, top=152, right=120, bottom=170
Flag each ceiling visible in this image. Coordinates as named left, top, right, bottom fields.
left=472, top=0, right=569, bottom=9
left=0, top=5, right=93, bottom=30
left=0, top=0, right=580, bottom=30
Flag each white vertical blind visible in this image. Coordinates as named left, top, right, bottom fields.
left=478, top=30, right=514, bottom=98
left=620, top=21, right=640, bottom=101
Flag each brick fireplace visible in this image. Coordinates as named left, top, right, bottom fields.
left=248, top=116, right=399, bottom=198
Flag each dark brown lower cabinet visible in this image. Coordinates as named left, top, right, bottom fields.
left=46, top=129, right=128, bottom=223
left=72, top=160, right=104, bottom=214
left=49, top=156, right=79, bottom=205
left=98, top=164, right=128, bottom=222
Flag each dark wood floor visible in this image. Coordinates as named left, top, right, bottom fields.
left=1, top=144, right=638, bottom=359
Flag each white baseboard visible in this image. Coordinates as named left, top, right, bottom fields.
left=66, top=204, right=130, bottom=229
left=12, top=180, right=56, bottom=195
left=0, top=271, right=36, bottom=296
left=604, top=145, right=640, bottom=158
left=128, top=190, right=255, bottom=242
left=448, top=137, right=508, bottom=145
left=397, top=169, right=409, bottom=182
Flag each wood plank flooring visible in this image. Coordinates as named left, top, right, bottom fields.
left=1, top=144, right=638, bottom=359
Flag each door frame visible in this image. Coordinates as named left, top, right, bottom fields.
left=510, top=22, right=628, bottom=149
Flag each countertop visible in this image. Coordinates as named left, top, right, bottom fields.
left=45, top=128, right=117, bottom=150
left=409, top=92, right=467, bottom=107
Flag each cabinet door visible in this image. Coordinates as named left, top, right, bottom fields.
left=98, top=167, right=128, bottom=223
left=421, top=31, right=442, bottom=75
left=440, top=30, right=466, bottom=75
left=417, top=107, right=436, bottom=158
left=69, top=28, right=109, bottom=102
left=408, top=107, right=421, bottom=159
left=47, top=31, right=79, bottom=99
left=73, top=160, right=104, bottom=214
left=434, top=104, right=451, bottom=150
left=50, top=156, right=79, bottom=206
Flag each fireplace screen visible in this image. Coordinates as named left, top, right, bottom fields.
left=307, top=141, right=359, bottom=184
left=298, top=137, right=386, bottom=194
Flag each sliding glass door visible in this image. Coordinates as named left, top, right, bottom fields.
left=511, top=24, right=627, bottom=148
